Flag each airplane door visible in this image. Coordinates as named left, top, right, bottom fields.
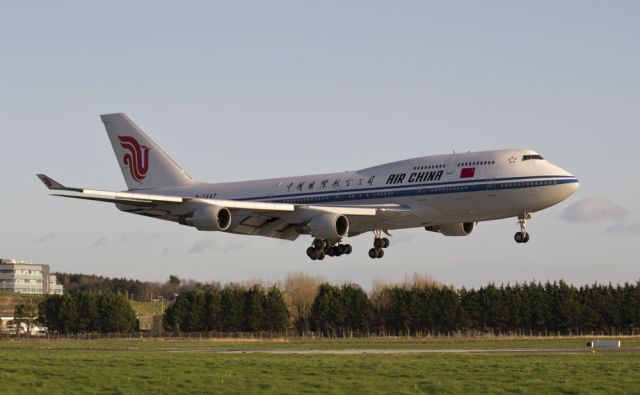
left=486, top=176, right=497, bottom=197
left=445, top=154, right=458, bottom=177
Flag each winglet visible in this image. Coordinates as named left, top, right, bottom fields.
left=36, top=174, right=82, bottom=192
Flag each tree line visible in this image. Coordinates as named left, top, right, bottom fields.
left=163, top=285, right=289, bottom=332
left=33, top=273, right=640, bottom=337
left=456, top=281, right=640, bottom=336
left=163, top=279, right=640, bottom=336
left=355, top=280, right=640, bottom=336
left=55, top=272, right=188, bottom=301
left=38, top=293, right=137, bottom=333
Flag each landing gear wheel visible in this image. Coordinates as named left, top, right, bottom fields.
left=326, top=247, right=336, bottom=257
left=514, top=232, right=524, bottom=243
left=514, top=232, right=530, bottom=244
left=370, top=230, right=389, bottom=258
left=313, top=239, right=326, bottom=250
left=336, top=245, right=345, bottom=256
left=368, top=248, right=378, bottom=259
left=344, top=244, right=352, bottom=254
left=317, top=251, right=325, bottom=260
left=307, top=247, right=317, bottom=260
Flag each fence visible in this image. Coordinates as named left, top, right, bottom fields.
left=2, top=329, right=639, bottom=341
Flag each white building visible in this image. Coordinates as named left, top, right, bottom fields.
left=0, top=258, right=63, bottom=295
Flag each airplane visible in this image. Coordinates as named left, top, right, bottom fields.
left=38, top=113, right=580, bottom=260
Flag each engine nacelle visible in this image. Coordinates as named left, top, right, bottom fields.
left=297, top=213, right=350, bottom=239
left=183, top=205, right=232, bottom=231
left=425, top=222, right=475, bottom=236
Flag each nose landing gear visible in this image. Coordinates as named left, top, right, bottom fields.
left=514, top=213, right=531, bottom=244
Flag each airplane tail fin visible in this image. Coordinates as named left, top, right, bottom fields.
left=100, top=113, right=193, bottom=190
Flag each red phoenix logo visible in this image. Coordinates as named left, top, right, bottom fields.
left=118, top=135, right=150, bottom=182
left=42, top=176, right=52, bottom=188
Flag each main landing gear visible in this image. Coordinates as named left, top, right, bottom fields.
left=369, top=229, right=390, bottom=259
left=306, top=238, right=352, bottom=261
left=514, top=213, right=532, bottom=244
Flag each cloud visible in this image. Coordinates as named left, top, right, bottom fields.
left=605, top=222, right=640, bottom=237
left=561, top=198, right=629, bottom=223
left=91, top=237, right=109, bottom=248
left=34, top=232, right=58, bottom=244
left=188, top=238, right=245, bottom=254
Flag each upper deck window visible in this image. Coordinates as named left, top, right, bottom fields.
left=522, top=154, right=544, bottom=161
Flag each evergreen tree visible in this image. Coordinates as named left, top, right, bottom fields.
left=183, top=289, right=205, bottom=332
left=202, top=287, right=223, bottom=331
left=38, top=296, right=59, bottom=332
left=435, top=287, right=460, bottom=333
left=619, top=282, right=640, bottom=334
left=521, top=282, right=546, bottom=334
left=75, top=292, right=99, bottom=332
left=97, top=294, right=137, bottom=332
left=578, top=285, right=601, bottom=333
left=384, top=287, right=413, bottom=335
left=460, top=287, right=481, bottom=332
left=221, top=286, right=244, bottom=331
left=263, top=286, right=289, bottom=332
left=58, top=293, right=78, bottom=333
left=341, top=283, right=374, bottom=335
left=244, top=285, right=266, bottom=331
left=164, top=291, right=189, bottom=332
left=310, top=284, right=345, bottom=336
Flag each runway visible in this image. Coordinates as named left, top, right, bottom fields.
left=164, top=347, right=640, bottom=355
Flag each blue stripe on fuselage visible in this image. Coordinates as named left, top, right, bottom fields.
left=231, top=175, right=579, bottom=205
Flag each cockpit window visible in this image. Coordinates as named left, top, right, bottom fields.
left=522, top=154, right=544, bottom=161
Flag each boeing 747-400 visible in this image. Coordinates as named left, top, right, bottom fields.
left=38, top=113, right=579, bottom=260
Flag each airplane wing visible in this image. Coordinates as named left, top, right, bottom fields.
left=37, top=174, right=410, bottom=241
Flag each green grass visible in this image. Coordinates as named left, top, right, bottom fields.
left=3, top=335, right=639, bottom=351
left=0, top=292, right=44, bottom=309
left=0, top=338, right=639, bottom=394
left=0, top=348, right=638, bottom=394
left=129, top=301, right=166, bottom=316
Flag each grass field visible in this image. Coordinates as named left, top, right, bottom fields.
left=5, top=334, right=640, bottom=350
left=129, top=300, right=166, bottom=316
left=0, top=337, right=639, bottom=394
left=0, top=292, right=44, bottom=309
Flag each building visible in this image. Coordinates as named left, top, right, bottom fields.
left=0, top=259, right=63, bottom=295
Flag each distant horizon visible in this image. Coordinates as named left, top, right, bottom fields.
left=40, top=265, right=640, bottom=292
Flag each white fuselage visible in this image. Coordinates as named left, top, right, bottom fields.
left=153, top=148, right=579, bottom=235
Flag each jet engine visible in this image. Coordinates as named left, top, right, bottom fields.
left=182, top=205, right=232, bottom=231
left=425, top=222, right=475, bottom=236
left=296, top=213, right=350, bottom=239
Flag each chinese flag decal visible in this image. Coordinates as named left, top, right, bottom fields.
left=460, top=168, right=475, bottom=178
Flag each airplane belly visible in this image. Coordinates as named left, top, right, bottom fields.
left=408, top=184, right=565, bottom=225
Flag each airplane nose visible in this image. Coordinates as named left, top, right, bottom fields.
left=568, top=177, right=580, bottom=194
left=559, top=176, right=580, bottom=201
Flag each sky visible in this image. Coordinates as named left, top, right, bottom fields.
left=1, top=1, right=639, bottom=289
